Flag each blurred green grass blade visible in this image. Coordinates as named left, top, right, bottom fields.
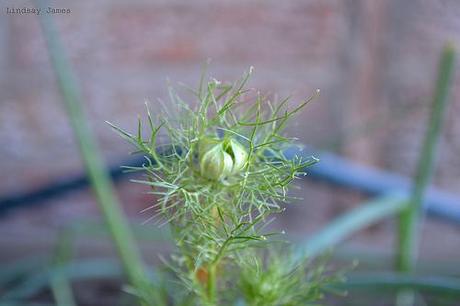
left=397, top=43, right=456, bottom=274
left=50, top=231, right=77, bottom=306
left=36, top=3, right=152, bottom=305
left=292, top=194, right=408, bottom=265
left=337, top=272, right=460, bottom=297
left=396, top=43, right=456, bottom=306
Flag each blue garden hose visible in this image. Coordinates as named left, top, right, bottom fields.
left=1, top=147, right=459, bottom=224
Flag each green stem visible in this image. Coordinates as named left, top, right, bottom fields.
left=37, top=4, right=152, bottom=305
left=396, top=44, right=456, bottom=305
left=292, top=194, right=408, bottom=266
left=207, top=263, right=217, bottom=305
left=50, top=231, right=77, bottom=306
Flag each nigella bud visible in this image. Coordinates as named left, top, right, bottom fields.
left=225, top=138, right=248, bottom=174
left=198, top=137, right=248, bottom=181
left=199, top=142, right=233, bottom=180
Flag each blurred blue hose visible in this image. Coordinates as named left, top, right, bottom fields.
left=1, top=147, right=460, bottom=223
left=285, top=147, right=460, bottom=223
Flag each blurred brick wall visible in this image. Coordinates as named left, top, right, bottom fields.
left=1, top=0, right=460, bottom=259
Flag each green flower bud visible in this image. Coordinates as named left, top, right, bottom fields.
left=225, top=138, right=248, bottom=174
left=198, top=137, right=248, bottom=181
left=199, top=142, right=233, bottom=180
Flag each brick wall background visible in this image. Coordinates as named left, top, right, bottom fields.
left=1, top=0, right=460, bottom=263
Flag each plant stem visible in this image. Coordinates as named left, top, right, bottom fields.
left=50, top=231, right=77, bottom=306
left=396, top=44, right=456, bottom=305
left=37, top=4, right=152, bottom=305
left=207, top=263, right=217, bottom=305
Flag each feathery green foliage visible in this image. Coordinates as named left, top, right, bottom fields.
left=235, top=250, right=344, bottom=306
left=109, top=67, right=338, bottom=305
